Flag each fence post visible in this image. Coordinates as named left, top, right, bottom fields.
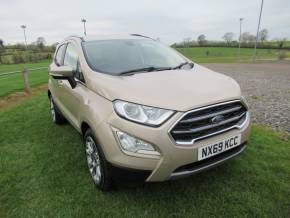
left=22, top=68, right=30, bottom=93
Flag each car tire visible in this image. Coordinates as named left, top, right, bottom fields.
left=49, top=96, right=65, bottom=124
left=84, top=129, right=112, bottom=191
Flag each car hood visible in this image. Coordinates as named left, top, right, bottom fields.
left=88, top=64, right=241, bottom=111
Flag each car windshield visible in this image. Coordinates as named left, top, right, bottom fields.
left=82, top=39, right=188, bottom=75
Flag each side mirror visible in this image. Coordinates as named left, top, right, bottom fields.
left=49, top=65, right=73, bottom=78
left=49, top=65, right=77, bottom=89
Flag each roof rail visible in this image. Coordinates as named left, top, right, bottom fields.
left=130, top=34, right=155, bottom=40
left=65, top=35, right=84, bottom=41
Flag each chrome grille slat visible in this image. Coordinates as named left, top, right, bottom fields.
left=169, top=100, right=248, bottom=144
left=172, top=112, right=246, bottom=134
left=179, top=106, right=242, bottom=124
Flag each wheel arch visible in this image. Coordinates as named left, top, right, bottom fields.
left=48, top=89, right=51, bottom=98
left=81, top=121, right=91, bottom=136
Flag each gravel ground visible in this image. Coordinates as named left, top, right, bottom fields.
left=204, top=62, right=290, bottom=132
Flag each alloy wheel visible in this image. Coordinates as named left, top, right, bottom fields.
left=50, top=98, right=56, bottom=122
left=85, top=136, right=102, bottom=184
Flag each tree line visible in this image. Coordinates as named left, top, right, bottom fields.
left=173, top=29, right=289, bottom=49
left=0, top=37, right=56, bottom=64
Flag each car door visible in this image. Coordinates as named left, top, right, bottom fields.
left=60, top=42, right=86, bottom=129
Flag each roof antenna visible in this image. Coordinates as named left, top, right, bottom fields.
left=81, top=18, right=87, bottom=36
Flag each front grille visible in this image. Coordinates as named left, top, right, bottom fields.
left=170, top=101, right=247, bottom=144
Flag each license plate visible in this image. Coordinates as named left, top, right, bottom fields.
left=198, top=134, right=241, bottom=161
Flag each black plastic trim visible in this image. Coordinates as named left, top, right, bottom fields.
left=171, top=142, right=247, bottom=179
left=108, top=163, right=152, bottom=182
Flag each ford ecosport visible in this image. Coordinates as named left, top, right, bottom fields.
left=48, top=34, right=251, bottom=191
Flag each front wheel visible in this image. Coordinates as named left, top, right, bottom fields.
left=49, top=96, right=65, bottom=124
left=84, top=129, right=112, bottom=191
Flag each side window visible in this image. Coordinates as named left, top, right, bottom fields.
left=64, top=43, right=85, bottom=83
left=55, top=44, right=66, bottom=66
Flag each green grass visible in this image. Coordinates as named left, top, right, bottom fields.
left=0, top=93, right=289, bottom=217
left=0, top=60, right=50, bottom=96
left=0, top=60, right=50, bottom=74
left=177, top=47, right=289, bottom=63
left=0, top=69, right=48, bottom=97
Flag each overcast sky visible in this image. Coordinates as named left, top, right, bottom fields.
left=1, top=0, right=289, bottom=45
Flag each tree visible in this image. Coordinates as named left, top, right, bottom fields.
left=0, top=39, right=3, bottom=48
left=276, top=38, right=287, bottom=49
left=51, top=42, right=58, bottom=52
left=197, top=34, right=206, bottom=46
left=0, top=39, right=4, bottom=64
left=183, top=37, right=192, bottom=47
left=222, top=32, right=234, bottom=46
left=259, top=29, right=268, bottom=44
left=0, top=39, right=4, bottom=53
left=248, top=34, right=256, bottom=43
left=241, top=32, right=250, bottom=42
left=36, top=37, right=46, bottom=50
left=241, top=32, right=255, bottom=43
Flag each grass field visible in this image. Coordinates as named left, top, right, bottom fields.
left=177, top=47, right=289, bottom=63
left=0, top=93, right=289, bottom=217
left=0, top=69, right=48, bottom=97
left=0, top=60, right=49, bottom=97
left=0, top=60, right=50, bottom=74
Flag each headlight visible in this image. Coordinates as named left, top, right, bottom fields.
left=114, top=100, right=174, bottom=126
left=116, top=131, right=160, bottom=156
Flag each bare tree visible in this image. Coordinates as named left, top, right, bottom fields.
left=248, top=34, right=256, bottom=43
left=241, top=32, right=247, bottom=43
left=259, top=29, right=268, bottom=44
left=183, top=37, right=192, bottom=47
left=241, top=32, right=255, bottom=43
left=241, top=32, right=250, bottom=43
left=197, top=34, right=206, bottom=46
left=36, top=37, right=46, bottom=50
left=222, top=32, right=234, bottom=46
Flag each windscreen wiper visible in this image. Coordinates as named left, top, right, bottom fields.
left=119, top=66, right=172, bottom=76
left=173, top=62, right=194, bottom=69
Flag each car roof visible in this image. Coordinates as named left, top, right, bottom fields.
left=66, top=34, right=154, bottom=42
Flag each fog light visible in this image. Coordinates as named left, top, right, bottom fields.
left=116, top=131, right=160, bottom=156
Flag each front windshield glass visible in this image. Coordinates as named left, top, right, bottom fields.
left=82, top=39, right=187, bottom=75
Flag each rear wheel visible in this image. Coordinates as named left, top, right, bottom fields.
left=49, top=96, right=65, bottom=124
left=84, top=129, right=112, bottom=191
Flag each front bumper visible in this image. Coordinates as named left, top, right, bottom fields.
left=93, top=104, right=251, bottom=182
left=170, top=142, right=246, bottom=179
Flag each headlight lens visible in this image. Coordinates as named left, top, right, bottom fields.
left=116, top=131, right=160, bottom=156
left=114, top=100, right=174, bottom=126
